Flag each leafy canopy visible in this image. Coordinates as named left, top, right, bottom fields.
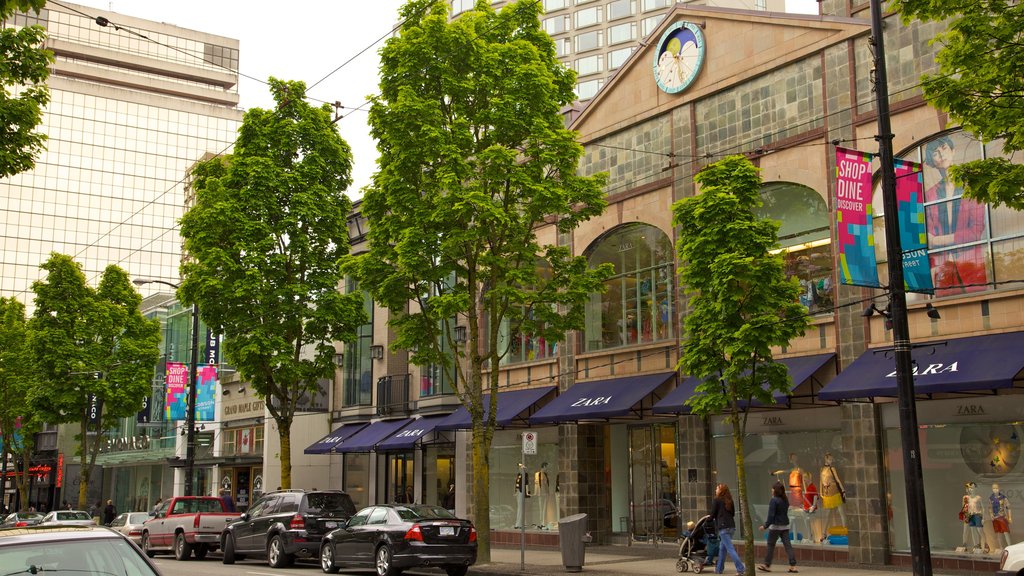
left=1, top=0, right=52, bottom=178
left=893, top=0, right=1024, bottom=209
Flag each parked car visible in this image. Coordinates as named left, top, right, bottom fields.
left=318, top=504, right=477, bottom=576
left=998, top=540, right=1024, bottom=576
left=141, top=496, right=241, bottom=560
left=0, top=511, right=44, bottom=528
left=109, top=511, right=151, bottom=545
left=40, top=510, right=96, bottom=526
left=0, top=524, right=163, bottom=576
left=221, top=489, right=356, bottom=568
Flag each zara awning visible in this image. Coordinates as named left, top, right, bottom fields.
left=375, top=415, right=450, bottom=451
left=651, top=353, right=836, bottom=415
left=303, top=422, right=368, bottom=454
left=528, top=371, right=677, bottom=424
left=434, top=386, right=556, bottom=430
left=819, top=331, right=1024, bottom=400
left=335, top=418, right=414, bottom=453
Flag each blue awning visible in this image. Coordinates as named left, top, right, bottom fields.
left=375, top=415, right=450, bottom=451
left=819, top=331, right=1024, bottom=400
left=336, top=419, right=414, bottom=453
left=651, top=353, right=836, bottom=415
left=435, top=386, right=556, bottom=430
left=303, top=422, right=368, bottom=454
left=529, top=372, right=676, bottom=424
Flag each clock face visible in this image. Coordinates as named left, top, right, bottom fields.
left=653, top=22, right=705, bottom=94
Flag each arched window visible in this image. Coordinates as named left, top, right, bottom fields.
left=583, top=223, right=674, bottom=352
left=757, top=182, right=833, bottom=315
left=342, top=277, right=373, bottom=407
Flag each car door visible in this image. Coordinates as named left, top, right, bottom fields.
left=332, top=507, right=373, bottom=565
left=361, top=507, right=392, bottom=563
left=254, top=494, right=293, bottom=552
left=236, top=495, right=274, bottom=552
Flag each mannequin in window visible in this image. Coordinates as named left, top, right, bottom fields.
left=784, top=453, right=811, bottom=541
left=991, top=483, right=1012, bottom=550
left=819, top=451, right=847, bottom=538
left=514, top=463, right=530, bottom=529
left=535, top=462, right=551, bottom=528
left=961, top=481, right=984, bottom=551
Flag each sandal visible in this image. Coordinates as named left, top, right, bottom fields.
left=758, top=566, right=771, bottom=572
left=788, top=568, right=799, bottom=573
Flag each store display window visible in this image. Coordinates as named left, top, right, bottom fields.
left=488, top=428, right=560, bottom=530
left=343, top=452, right=371, bottom=510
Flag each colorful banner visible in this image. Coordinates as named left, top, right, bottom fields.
left=835, top=147, right=880, bottom=287
left=196, top=364, right=218, bottom=421
left=894, top=159, right=933, bottom=293
left=165, top=362, right=188, bottom=420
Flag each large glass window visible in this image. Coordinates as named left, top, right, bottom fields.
left=608, top=47, right=634, bottom=70
left=576, top=54, right=603, bottom=76
left=488, top=428, right=560, bottom=530
left=583, top=223, right=674, bottom=352
left=608, top=0, right=636, bottom=20
left=543, top=15, right=570, bottom=35
left=574, top=7, right=603, bottom=29
left=758, top=182, right=833, bottom=315
left=575, top=30, right=603, bottom=52
left=343, top=453, right=370, bottom=510
left=576, top=79, right=604, bottom=100
left=343, top=279, right=373, bottom=407
left=492, top=261, right=559, bottom=366
left=608, top=22, right=637, bottom=45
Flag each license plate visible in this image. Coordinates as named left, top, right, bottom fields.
left=439, top=526, right=454, bottom=536
left=325, top=522, right=337, bottom=529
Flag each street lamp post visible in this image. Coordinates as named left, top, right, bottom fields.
left=134, top=278, right=200, bottom=497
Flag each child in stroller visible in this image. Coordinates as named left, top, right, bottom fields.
left=676, top=514, right=719, bottom=573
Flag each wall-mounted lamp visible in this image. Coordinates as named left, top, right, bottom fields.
left=370, top=345, right=385, bottom=359
left=237, top=386, right=246, bottom=394
left=925, top=303, right=941, bottom=320
left=862, top=303, right=893, bottom=330
left=333, top=352, right=344, bottom=367
left=222, top=389, right=231, bottom=396
left=454, top=326, right=467, bottom=343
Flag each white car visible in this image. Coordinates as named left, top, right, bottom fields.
left=999, top=540, right=1024, bottom=576
left=109, top=511, right=152, bottom=545
left=40, top=510, right=97, bottom=526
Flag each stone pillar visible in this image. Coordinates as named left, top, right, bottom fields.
left=559, top=423, right=608, bottom=543
left=840, top=402, right=889, bottom=565
left=677, top=415, right=713, bottom=524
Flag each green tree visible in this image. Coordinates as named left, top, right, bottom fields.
left=179, top=78, right=365, bottom=489
left=0, top=296, right=42, bottom=508
left=672, top=156, right=809, bottom=575
left=28, top=254, right=161, bottom=507
left=1, top=0, right=53, bottom=178
left=361, top=0, right=609, bottom=560
left=894, top=0, right=1024, bottom=209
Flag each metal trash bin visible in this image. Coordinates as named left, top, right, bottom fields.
left=558, top=513, right=592, bottom=572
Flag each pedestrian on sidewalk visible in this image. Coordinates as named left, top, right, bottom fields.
left=758, top=481, right=798, bottom=573
left=711, top=483, right=745, bottom=575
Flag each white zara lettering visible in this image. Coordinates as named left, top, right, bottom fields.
left=571, top=396, right=612, bottom=408
left=396, top=429, right=425, bottom=438
left=886, top=361, right=959, bottom=377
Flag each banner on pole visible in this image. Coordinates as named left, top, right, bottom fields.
left=196, top=364, right=217, bottom=421
left=165, top=362, right=188, bottom=420
left=835, top=147, right=880, bottom=287
left=894, top=159, right=933, bottom=293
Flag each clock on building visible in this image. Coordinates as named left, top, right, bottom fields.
left=653, top=22, right=706, bottom=94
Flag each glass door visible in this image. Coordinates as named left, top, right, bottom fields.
left=628, top=423, right=679, bottom=541
left=387, top=452, right=414, bottom=503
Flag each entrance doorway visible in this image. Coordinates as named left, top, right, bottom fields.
left=386, top=452, right=413, bottom=504
left=628, top=422, right=679, bottom=541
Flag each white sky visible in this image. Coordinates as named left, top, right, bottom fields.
left=72, top=0, right=819, bottom=197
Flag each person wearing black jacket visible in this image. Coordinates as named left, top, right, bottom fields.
left=710, top=483, right=745, bottom=575
left=758, top=482, right=798, bottom=573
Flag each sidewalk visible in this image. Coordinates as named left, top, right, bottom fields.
left=472, top=544, right=931, bottom=576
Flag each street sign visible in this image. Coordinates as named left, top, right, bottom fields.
left=522, top=431, right=537, bottom=455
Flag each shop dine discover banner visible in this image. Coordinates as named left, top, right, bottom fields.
left=835, top=147, right=880, bottom=287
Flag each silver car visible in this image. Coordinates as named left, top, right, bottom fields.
left=109, top=512, right=151, bottom=545
left=40, top=510, right=96, bottom=527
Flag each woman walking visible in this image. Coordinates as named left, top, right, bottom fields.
left=710, top=483, right=746, bottom=575
left=758, top=482, right=798, bottom=573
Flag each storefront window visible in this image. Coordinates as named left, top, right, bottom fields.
left=343, top=278, right=373, bottom=407
left=343, top=452, right=370, bottom=510
left=387, top=452, right=414, bottom=504
left=711, top=408, right=846, bottom=545
left=488, top=428, right=560, bottom=530
left=583, top=223, right=674, bottom=352
left=491, top=260, right=558, bottom=366
left=423, top=443, right=457, bottom=509
left=609, top=423, right=679, bottom=540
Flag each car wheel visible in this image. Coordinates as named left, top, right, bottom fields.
left=141, top=532, right=156, bottom=558
left=194, top=543, right=209, bottom=560
left=174, top=532, right=193, bottom=561
left=267, top=534, right=294, bottom=568
left=445, top=566, right=468, bottom=576
left=320, top=543, right=340, bottom=574
left=375, top=545, right=400, bottom=576
left=222, top=534, right=236, bottom=565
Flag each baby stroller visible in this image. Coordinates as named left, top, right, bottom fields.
left=675, top=514, right=719, bottom=573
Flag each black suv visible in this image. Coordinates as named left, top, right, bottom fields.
left=221, top=489, right=356, bottom=567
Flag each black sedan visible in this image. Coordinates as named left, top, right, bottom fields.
left=319, top=504, right=476, bottom=576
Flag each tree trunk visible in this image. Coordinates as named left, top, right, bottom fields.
left=279, top=420, right=292, bottom=489
left=78, top=417, right=91, bottom=509
left=472, top=421, right=491, bottom=563
left=18, top=450, right=30, bottom=509
left=732, top=411, right=754, bottom=576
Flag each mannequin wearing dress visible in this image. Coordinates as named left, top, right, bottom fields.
left=535, top=462, right=550, bottom=528
left=961, top=482, right=984, bottom=551
left=990, top=483, right=1012, bottom=550
left=819, top=451, right=847, bottom=534
left=785, top=453, right=811, bottom=541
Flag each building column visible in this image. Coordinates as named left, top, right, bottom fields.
left=840, top=402, right=889, bottom=565
left=677, top=415, right=713, bottom=524
left=558, top=423, right=608, bottom=543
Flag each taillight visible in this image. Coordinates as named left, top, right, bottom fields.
left=129, top=528, right=142, bottom=536
left=194, top=514, right=201, bottom=529
left=404, top=524, right=423, bottom=541
left=290, top=514, right=305, bottom=530
left=15, top=522, right=27, bottom=527
left=469, top=526, right=477, bottom=542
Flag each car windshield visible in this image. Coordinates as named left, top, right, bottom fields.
left=304, top=493, right=356, bottom=516
left=127, top=513, right=150, bottom=524
left=56, top=512, right=91, bottom=521
left=0, top=537, right=157, bottom=576
left=395, top=505, right=456, bottom=520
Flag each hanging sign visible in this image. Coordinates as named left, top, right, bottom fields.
left=835, top=147, right=881, bottom=288
left=894, top=159, right=933, bottom=293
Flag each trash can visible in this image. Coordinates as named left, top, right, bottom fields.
left=558, top=513, right=592, bottom=572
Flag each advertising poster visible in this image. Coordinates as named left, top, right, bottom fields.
left=894, top=159, right=933, bottom=293
left=835, top=147, right=880, bottom=287
left=165, top=362, right=188, bottom=420
left=196, top=364, right=217, bottom=421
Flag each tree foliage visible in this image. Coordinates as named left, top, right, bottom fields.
left=673, top=156, right=809, bottom=575
left=894, top=0, right=1024, bottom=209
left=1, top=0, right=53, bottom=178
left=28, top=254, right=161, bottom=507
left=361, top=0, right=610, bottom=560
left=179, top=78, right=365, bottom=489
left=0, top=296, right=41, bottom=507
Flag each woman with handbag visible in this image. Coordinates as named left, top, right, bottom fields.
left=710, top=483, right=745, bottom=575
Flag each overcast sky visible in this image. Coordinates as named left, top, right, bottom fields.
left=72, top=0, right=819, bottom=197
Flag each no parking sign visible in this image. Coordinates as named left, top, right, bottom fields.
left=522, top=431, right=537, bottom=455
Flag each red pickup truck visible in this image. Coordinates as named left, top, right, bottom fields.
left=141, top=496, right=241, bottom=560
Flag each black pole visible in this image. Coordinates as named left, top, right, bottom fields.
left=185, top=302, right=199, bottom=497
left=868, top=2, right=932, bottom=574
